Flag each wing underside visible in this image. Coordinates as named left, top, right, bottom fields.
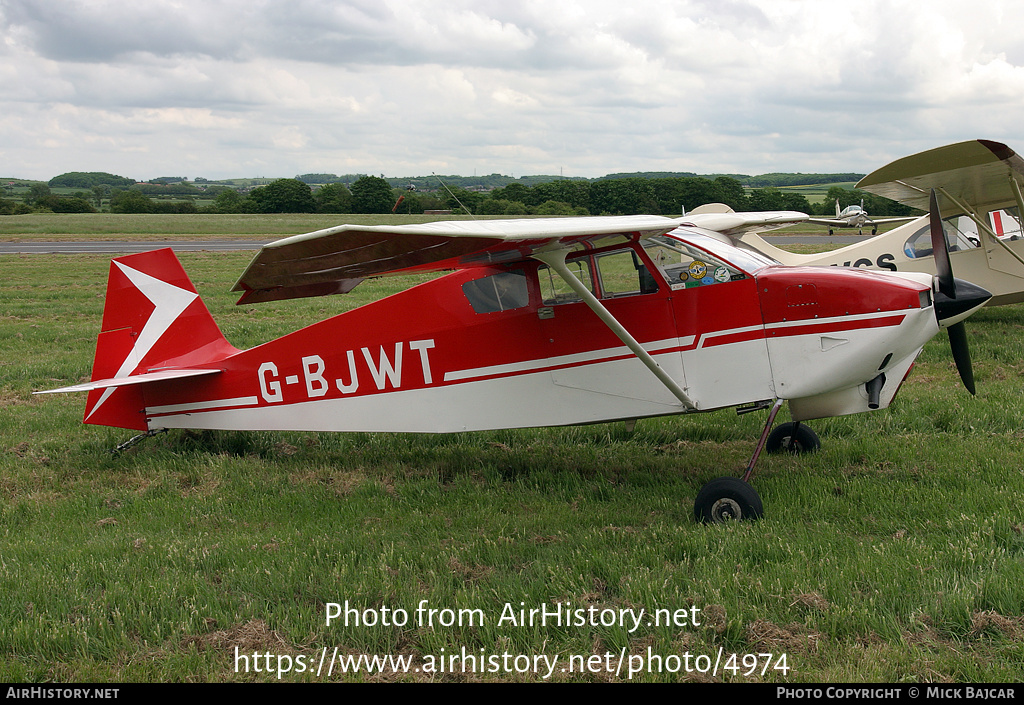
left=857, top=139, right=1024, bottom=214
left=231, top=215, right=685, bottom=304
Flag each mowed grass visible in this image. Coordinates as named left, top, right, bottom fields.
left=0, top=213, right=489, bottom=240
left=2, top=221, right=1024, bottom=682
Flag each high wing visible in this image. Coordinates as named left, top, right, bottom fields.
left=232, top=212, right=816, bottom=304
left=858, top=139, right=1024, bottom=214
left=679, top=209, right=808, bottom=236
left=232, top=215, right=684, bottom=304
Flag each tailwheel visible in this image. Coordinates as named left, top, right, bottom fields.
left=694, top=477, right=763, bottom=523
left=766, top=422, right=820, bottom=455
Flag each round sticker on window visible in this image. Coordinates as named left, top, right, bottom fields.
left=714, top=266, right=730, bottom=283
left=688, top=261, right=707, bottom=279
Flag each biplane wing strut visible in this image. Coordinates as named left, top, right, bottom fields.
left=934, top=182, right=1024, bottom=271
left=532, top=248, right=698, bottom=411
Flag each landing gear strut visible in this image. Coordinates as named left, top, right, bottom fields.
left=693, top=401, right=818, bottom=523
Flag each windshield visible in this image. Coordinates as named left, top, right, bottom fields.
left=653, top=230, right=777, bottom=274
left=903, top=217, right=979, bottom=257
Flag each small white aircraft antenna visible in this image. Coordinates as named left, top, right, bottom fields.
left=432, top=172, right=476, bottom=218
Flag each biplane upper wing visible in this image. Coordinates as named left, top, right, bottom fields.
left=857, top=139, right=1024, bottom=213
left=231, top=215, right=683, bottom=304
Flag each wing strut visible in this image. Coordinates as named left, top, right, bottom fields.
left=1009, top=176, right=1024, bottom=234
left=935, top=186, right=1024, bottom=270
left=532, top=249, right=697, bottom=411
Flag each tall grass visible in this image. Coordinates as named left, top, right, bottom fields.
left=2, top=244, right=1024, bottom=682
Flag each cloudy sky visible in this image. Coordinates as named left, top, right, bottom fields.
left=2, top=0, right=1023, bottom=182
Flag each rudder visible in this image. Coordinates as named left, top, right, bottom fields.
left=84, top=248, right=238, bottom=430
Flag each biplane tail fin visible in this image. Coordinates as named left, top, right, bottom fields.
left=37, top=248, right=238, bottom=430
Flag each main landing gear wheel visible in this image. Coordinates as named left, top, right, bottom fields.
left=694, top=477, right=763, bottom=523
left=766, top=422, right=820, bottom=455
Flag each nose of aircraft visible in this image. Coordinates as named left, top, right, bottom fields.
left=933, top=278, right=992, bottom=328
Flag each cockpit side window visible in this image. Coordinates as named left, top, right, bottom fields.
left=462, top=269, right=530, bottom=314
left=537, top=246, right=662, bottom=304
left=538, top=258, right=594, bottom=305
left=594, top=249, right=659, bottom=298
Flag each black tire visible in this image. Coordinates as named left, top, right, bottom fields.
left=694, top=477, right=763, bottom=523
left=766, top=422, right=820, bottom=455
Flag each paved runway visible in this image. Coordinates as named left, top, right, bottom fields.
left=0, top=235, right=868, bottom=254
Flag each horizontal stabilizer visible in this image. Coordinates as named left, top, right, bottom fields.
left=35, top=367, right=221, bottom=395
left=232, top=215, right=683, bottom=304
left=858, top=140, right=1024, bottom=212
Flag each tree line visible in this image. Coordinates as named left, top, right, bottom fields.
left=1, top=173, right=916, bottom=218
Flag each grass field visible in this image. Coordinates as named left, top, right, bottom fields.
left=0, top=213, right=484, bottom=239
left=2, top=215, right=1024, bottom=682
left=0, top=211, right=901, bottom=241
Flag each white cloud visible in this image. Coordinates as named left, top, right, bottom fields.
left=1, top=0, right=1022, bottom=180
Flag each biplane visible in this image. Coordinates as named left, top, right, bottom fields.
left=808, top=198, right=917, bottom=235
left=728, top=140, right=1024, bottom=307
left=37, top=207, right=990, bottom=522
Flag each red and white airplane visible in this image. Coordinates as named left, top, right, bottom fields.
left=37, top=208, right=989, bottom=522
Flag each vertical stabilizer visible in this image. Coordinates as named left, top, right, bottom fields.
left=85, top=249, right=238, bottom=430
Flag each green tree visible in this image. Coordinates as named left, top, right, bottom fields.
left=532, top=181, right=590, bottom=211
left=747, top=187, right=810, bottom=213
left=534, top=200, right=575, bottom=216
left=25, top=183, right=51, bottom=206
left=207, top=189, right=245, bottom=214
left=442, top=187, right=485, bottom=215
left=110, top=190, right=155, bottom=213
left=50, top=197, right=97, bottom=213
left=588, top=178, right=657, bottom=215
left=247, top=179, right=315, bottom=213
left=713, top=177, right=748, bottom=210
left=747, top=187, right=786, bottom=211
left=351, top=176, right=396, bottom=214
left=49, top=172, right=134, bottom=189
left=478, top=198, right=514, bottom=215
left=91, top=185, right=111, bottom=208
left=314, top=183, right=352, bottom=213
left=489, top=182, right=532, bottom=207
